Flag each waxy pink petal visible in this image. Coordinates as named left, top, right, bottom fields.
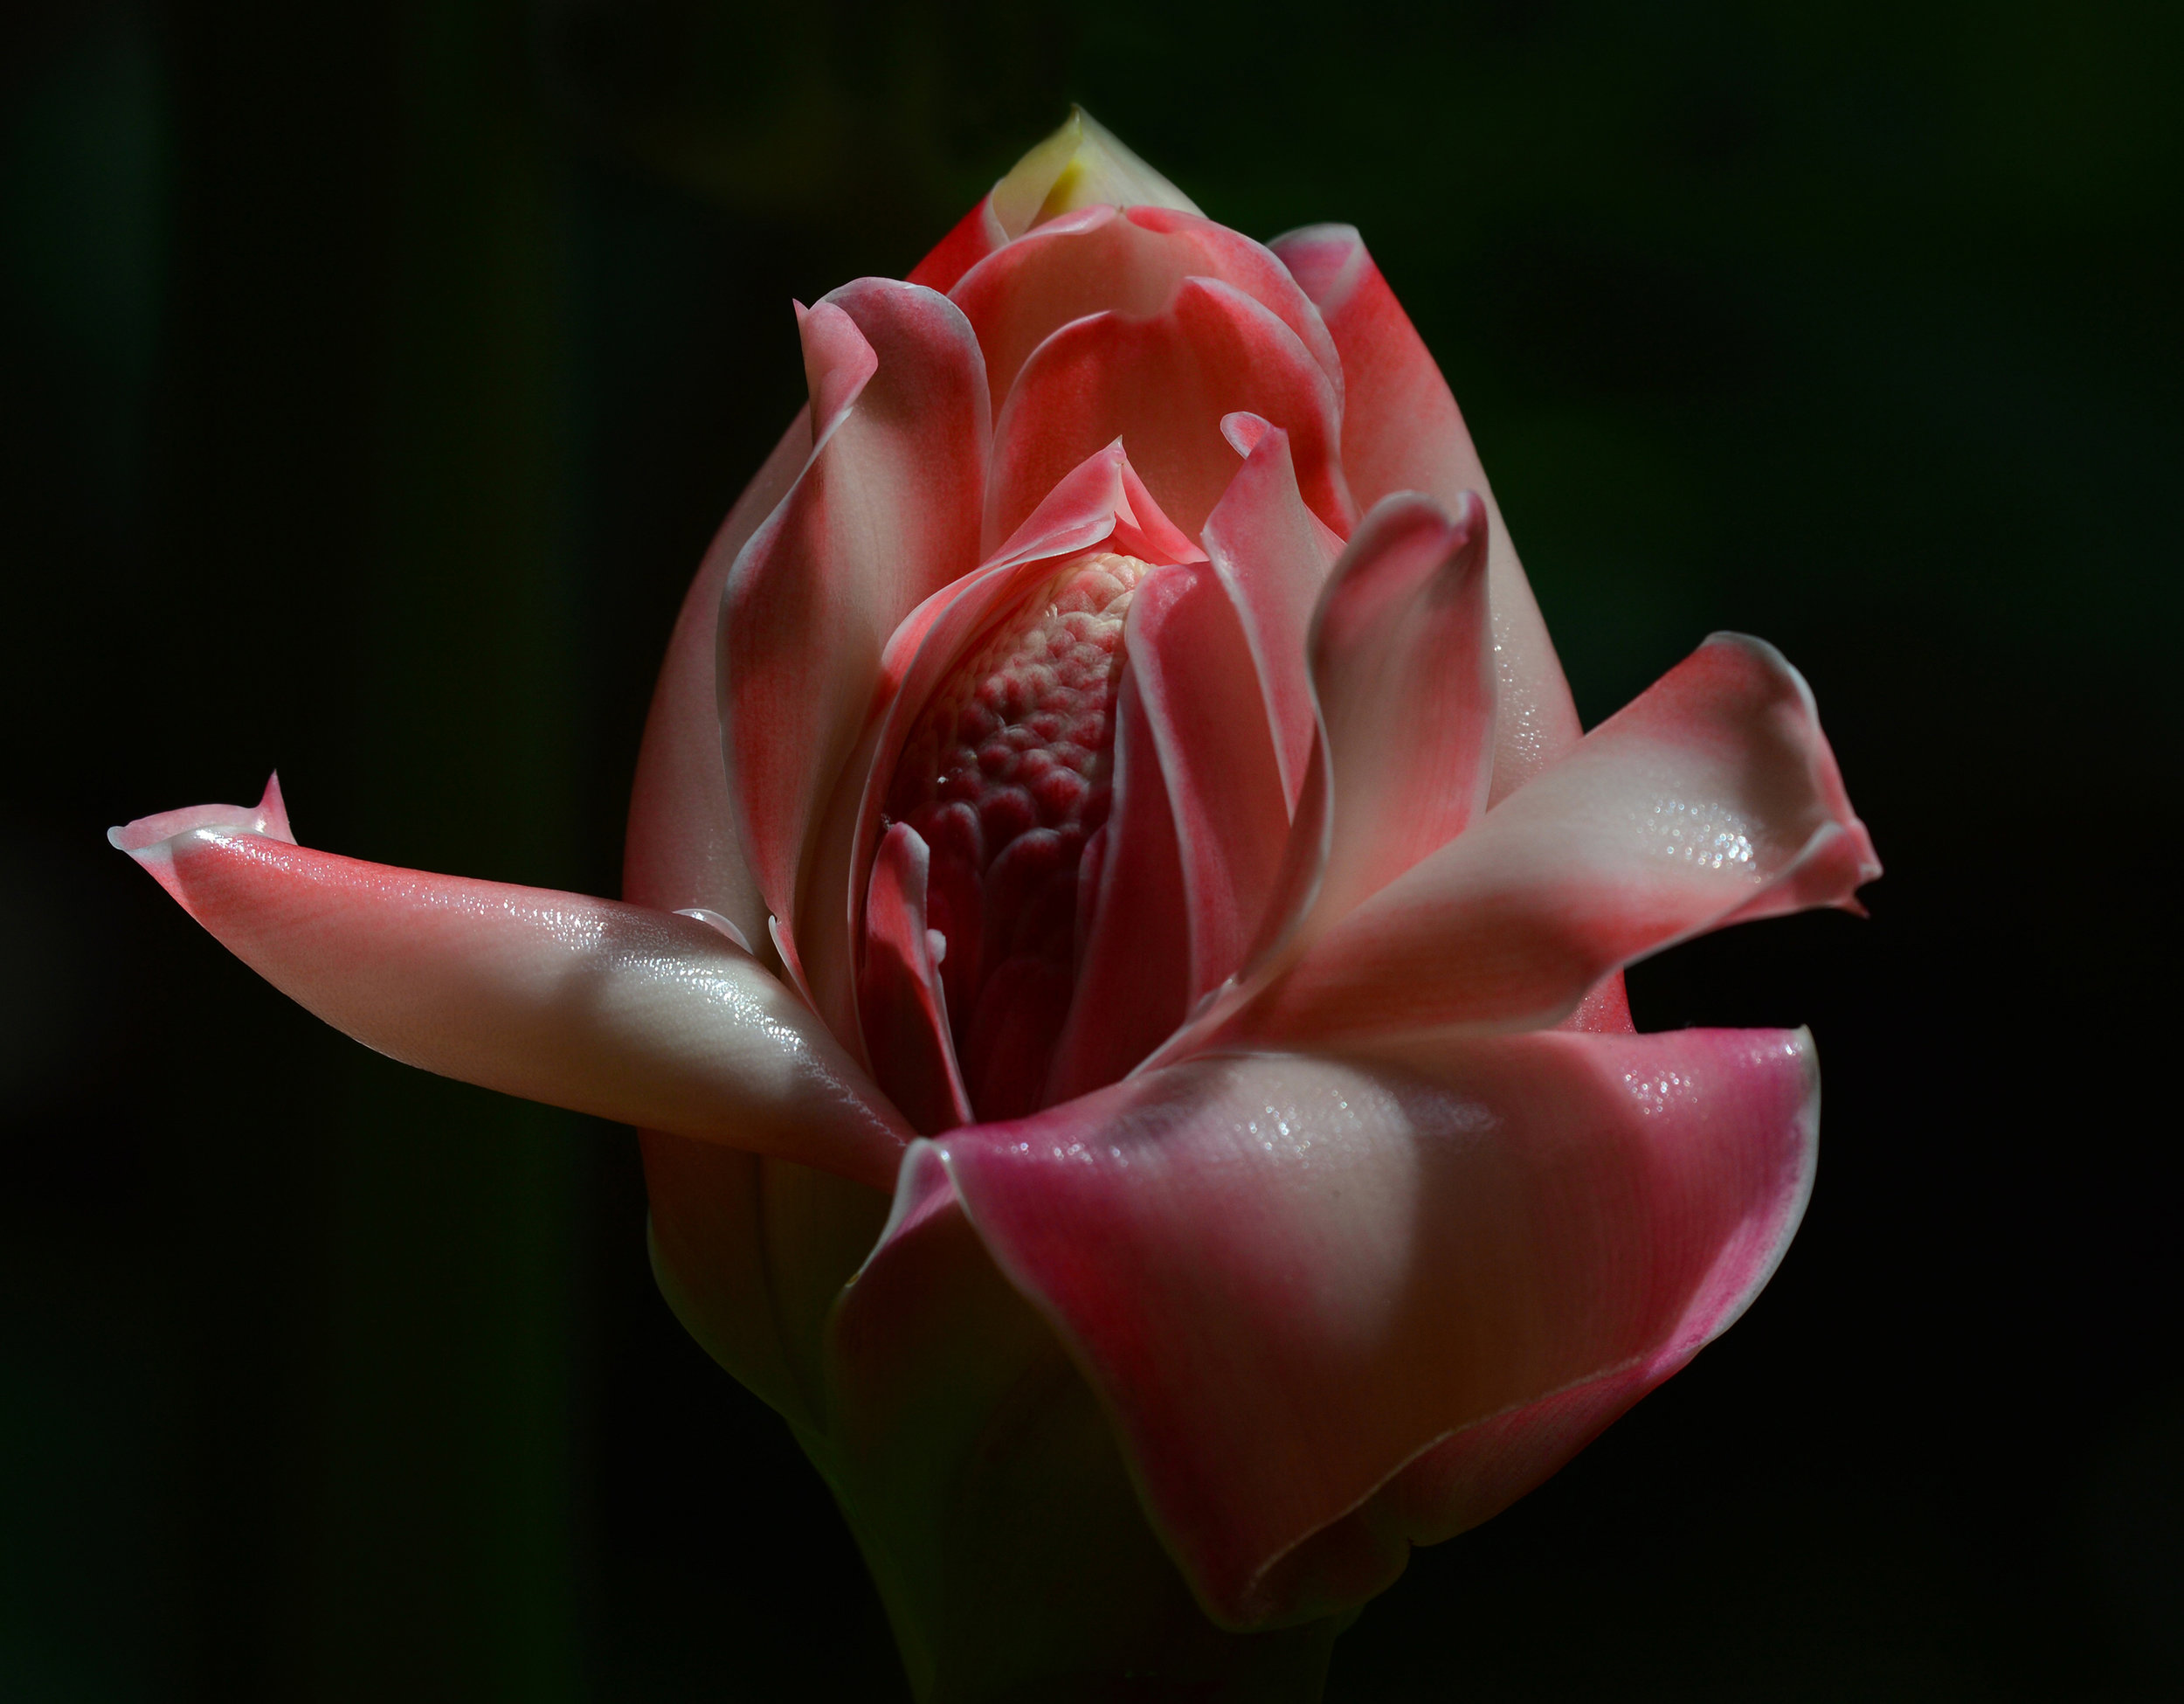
left=908, top=197, right=1007, bottom=296
left=936, top=1026, right=1819, bottom=1627
left=826, top=1146, right=1062, bottom=1696
left=1123, top=561, right=1290, bottom=1000
left=819, top=444, right=1199, bottom=1083
left=905, top=105, right=1201, bottom=298
left=1303, top=491, right=1496, bottom=922
left=985, top=277, right=1355, bottom=550
left=625, top=413, right=812, bottom=945
left=830, top=1145, right=1300, bottom=1700
left=860, top=823, right=974, bottom=1136
left=1140, top=490, right=1499, bottom=1076
left=622, top=410, right=854, bottom=1439
left=722, top=278, right=989, bottom=1008
left=1272, top=224, right=1579, bottom=801
left=111, top=772, right=294, bottom=849
left=113, top=810, right=909, bottom=1189
left=1043, top=668, right=1192, bottom=1107
left=1245, top=635, right=1881, bottom=1043
left=950, top=204, right=1343, bottom=421
left=1199, top=419, right=1339, bottom=811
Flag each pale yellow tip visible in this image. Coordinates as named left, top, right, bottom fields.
left=990, top=106, right=1201, bottom=239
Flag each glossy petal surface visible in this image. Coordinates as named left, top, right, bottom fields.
left=115, top=816, right=909, bottom=1188
left=940, top=1026, right=1819, bottom=1627
left=1245, top=635, right=1880, bottom=1043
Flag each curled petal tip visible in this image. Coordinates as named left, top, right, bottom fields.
left=109, top=772, right=295, bottom=856
left=1220, top=411, right=1274, bottom=457
left=674, top=906, right=754, bottom=954
left=1699, top=628, right=1797, bottom=679
left=121, top=827, right=909, bottom=1186
left=858, top=1137, right=956, bottom=1280
left=1850, top=818, right=1884, bottom=886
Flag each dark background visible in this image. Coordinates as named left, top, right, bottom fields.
left=4, top=1, right=2178, bottom=1697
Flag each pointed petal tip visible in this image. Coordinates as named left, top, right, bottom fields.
left=1220, top=411, right=1275, bottom=458
left=674, top=906, right=754, bottom=953
left=1691, top=629, right=1881, bottom=892
left=1849, top=816, right=1884, bottom=886
left=257, top=772, right=294, bottom=842
left=109, top=773, right=296, bottom=857
left=1267, top=224, right=1369, bottom=311
left=856, top=1136, right=954, bottom=1279
left=766, top=914, right=817, bottom=1007
left=991, top=107, right=1201, bottom=239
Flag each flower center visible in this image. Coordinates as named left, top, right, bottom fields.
left=883, top=551, right=1149, bottom=1119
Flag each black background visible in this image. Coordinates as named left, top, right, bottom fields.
left=4, top=1, right=2179, bottom=1697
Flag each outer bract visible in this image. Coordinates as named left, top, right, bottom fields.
left=114, top=109, right=1878, bottom=1701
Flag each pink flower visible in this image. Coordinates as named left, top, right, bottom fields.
left=114, top=112, right=1876, bottom=1688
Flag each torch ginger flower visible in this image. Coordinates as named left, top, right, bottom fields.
left=113, top=112, right=1878, bottom=1697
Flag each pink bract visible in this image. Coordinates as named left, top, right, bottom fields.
left=114, top=109, right=1877, bottom=1687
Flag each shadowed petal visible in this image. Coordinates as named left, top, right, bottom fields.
left=861, top=823, right=974, bottom=1135
left=640, top=1132, right=808, bottom=1424
left=1043, top=667, right=1192, bottom=1106
left=938, top=1026, right=1820, bottom=1627
left=908, top=106, right=1202, bottom=295
left=1138, top=491, right=1498, bottom=1075
left=722, top=278, right=989, bottom=1015
left=799, top=443, right=1200, bottom=1083
left=625, top=412, right=812, bottom=952
left=1199, top=418, right=1339, bottom=810
left=112, top=811, right=909, bottom=1189
left=611, top=402, right=853, bottom=1445
left=1123, top=562, right=1289, bottom=1000
left=826, top=1143, right=1350, bottom=1695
